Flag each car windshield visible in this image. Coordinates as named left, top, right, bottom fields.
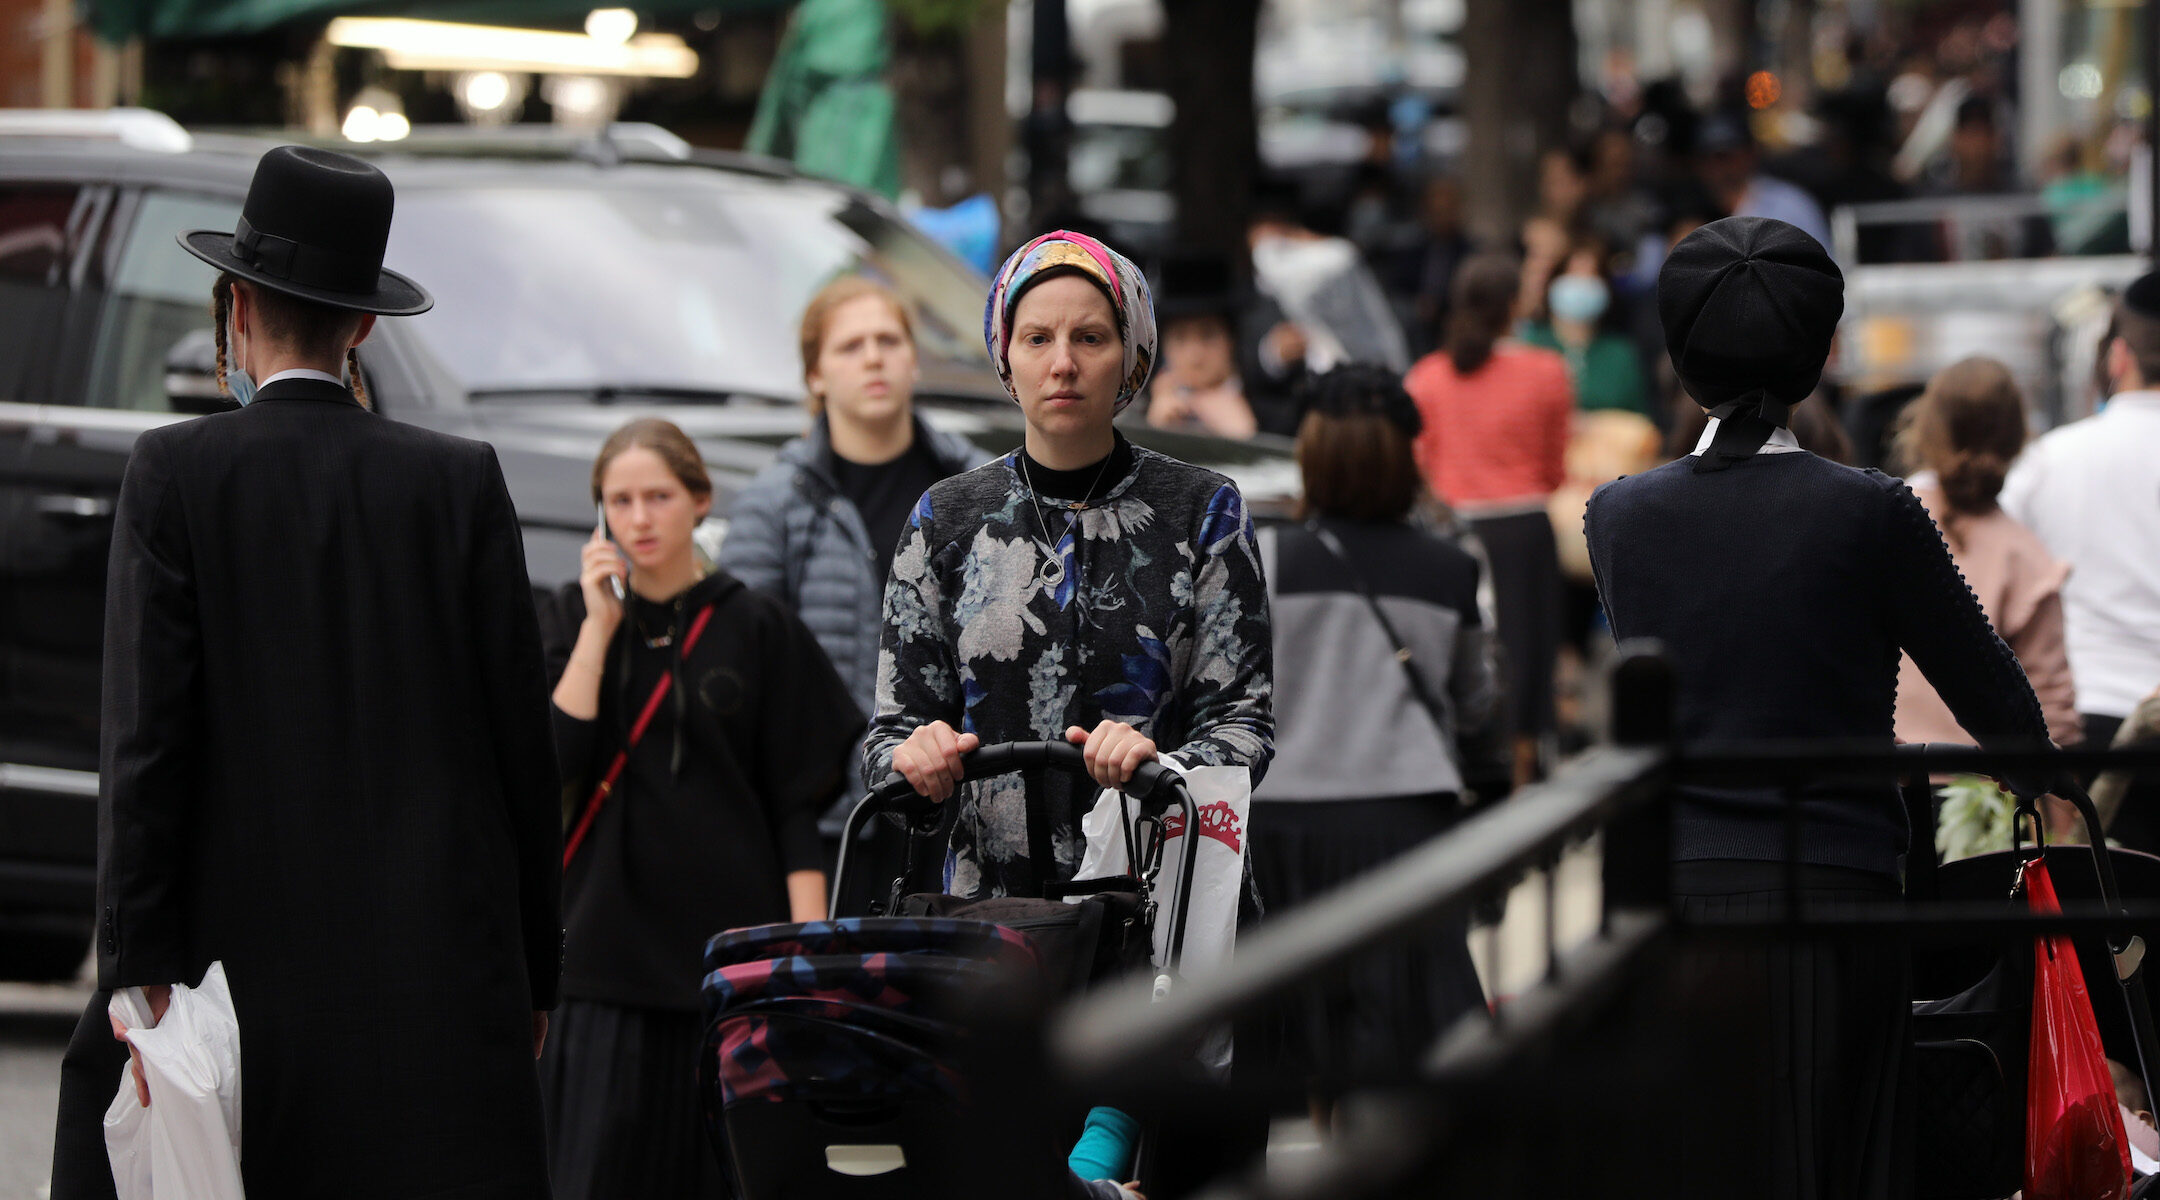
left=387, top=174, right=991, bottom=399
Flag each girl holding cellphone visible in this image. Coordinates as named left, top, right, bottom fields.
left=540, top=417, right=862, bottom=1200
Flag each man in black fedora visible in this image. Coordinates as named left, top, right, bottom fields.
left=50, top=145, right=561, bottom=1198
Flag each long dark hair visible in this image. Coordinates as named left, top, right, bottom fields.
left=1444, top=254, right=1523, bottom=376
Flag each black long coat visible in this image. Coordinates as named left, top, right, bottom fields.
left=72, top=377, right=561, bottom=1197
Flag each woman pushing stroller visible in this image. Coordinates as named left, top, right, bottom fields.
left=865, top=229, right=1275, bottom=895
left=864, top=230, right=1276, bottom=1194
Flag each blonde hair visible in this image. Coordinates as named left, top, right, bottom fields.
left=797, top=276, right=914, bottom=415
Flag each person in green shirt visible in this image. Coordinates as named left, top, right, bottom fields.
left=1518, top=238, right=1651, bottom=417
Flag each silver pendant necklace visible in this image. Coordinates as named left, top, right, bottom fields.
left=1019, top=450, right=1114, bottom=591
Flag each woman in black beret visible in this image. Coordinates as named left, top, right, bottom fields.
left=1584, top=216, right=2059, bottom=1198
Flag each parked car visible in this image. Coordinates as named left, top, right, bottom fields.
left=0, top=111, right=1299, bottom=980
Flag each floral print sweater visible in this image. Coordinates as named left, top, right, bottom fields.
left=864, top=444, right=1275, bottom=899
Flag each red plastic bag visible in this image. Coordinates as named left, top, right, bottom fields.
left=2025, top=857, right=2133, bottom=1200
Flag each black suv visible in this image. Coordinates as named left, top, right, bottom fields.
left=0, top=114, right=1299, bottom=980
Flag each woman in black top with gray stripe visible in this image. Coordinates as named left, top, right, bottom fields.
left=1251, top=366, right=1500, bottom=1116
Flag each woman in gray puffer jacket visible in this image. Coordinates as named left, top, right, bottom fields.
left=721, top=276, right=984, bottom=793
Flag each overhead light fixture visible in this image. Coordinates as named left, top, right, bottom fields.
left=342, top=86, right=411, bottom=142
left=544, top=74, right=613, bottom=117
left=342, top=105, right=383, bottom=142
left=584, top=8, right=637, bottom=46
left=326, top=16, right=698, bottom=79
left=455, top=70, right=531, bottom=126
left=462, top=70, right=514, bottom=112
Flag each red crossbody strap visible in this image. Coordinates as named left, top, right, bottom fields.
left=562, top=604, right=716, bottom=868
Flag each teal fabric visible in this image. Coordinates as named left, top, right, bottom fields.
left=1518, top=321, right=1650, bottom=416
left=1068, top=1106, right=1141, bottom=1181
left=746, top=0, right=901, bottom=198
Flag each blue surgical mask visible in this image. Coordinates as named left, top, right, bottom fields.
left=224, top=318, right=256, bottom=405
left=1548, top=274, right=1611, bottom=324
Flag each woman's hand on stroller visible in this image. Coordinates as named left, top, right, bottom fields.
left=894, top=720, right=980, bottom=802
left=1067, top=721, right=1158, bottom=790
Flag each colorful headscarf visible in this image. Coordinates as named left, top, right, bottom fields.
left=983, top=230, right=1157, bottom=413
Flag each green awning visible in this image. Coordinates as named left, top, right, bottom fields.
left=88, top=0, right=785, bottom=46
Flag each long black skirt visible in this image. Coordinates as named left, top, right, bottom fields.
left=1468, top=509, right=1563, bottom=739
left=1247, top=797, right=1487, bottom=1095
left=539, top=999, right=728, bottom=1200
left=1659, top=860, right=1911, bottom=1200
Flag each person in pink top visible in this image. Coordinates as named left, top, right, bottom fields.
left=1893, top=357, right=2082, bottom=753
left=1405, top=254, right=1573, bottom=783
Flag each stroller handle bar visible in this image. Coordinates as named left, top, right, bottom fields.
left=858, top=740, right=1181, bottom=821
left=1894, top=741, right=2120, bottom=913
left=830, top=740, right=1201, bottom=967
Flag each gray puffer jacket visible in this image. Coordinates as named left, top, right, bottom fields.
left=720, top=414, right=985, bottom=788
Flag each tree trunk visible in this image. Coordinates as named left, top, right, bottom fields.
left=1461, top=0, right=1580, bottom=248
left=963, top=6, right=1009, bottom=212
left=1702, top=0, right=1756, bottom=98
left=1161, top=0, right=1261, bottom=273
left=889, top=26, right=974, bottom=204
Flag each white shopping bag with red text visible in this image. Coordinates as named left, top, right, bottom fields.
left=104, top=960, right=245, bottom=1200
left=1074, top=760, right=1250, bottom=981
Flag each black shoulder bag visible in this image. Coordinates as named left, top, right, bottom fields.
left=1302, top=521, right=1456, bottom=756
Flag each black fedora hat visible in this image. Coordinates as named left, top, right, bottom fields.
left=179, top=145, right=432, bottom=316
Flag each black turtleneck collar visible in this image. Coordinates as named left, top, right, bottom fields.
left=1019, top=431, right=1134, bottom=504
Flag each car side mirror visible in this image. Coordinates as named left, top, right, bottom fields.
left=164, top=328, right=239, bottom=415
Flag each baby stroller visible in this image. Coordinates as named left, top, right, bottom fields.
left=699, top=740, right=1200, bottom=1200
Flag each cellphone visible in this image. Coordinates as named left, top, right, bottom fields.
left=595, top=502, right=627, bottom=602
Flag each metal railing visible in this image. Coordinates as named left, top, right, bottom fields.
left=1830, top=190, right=2130, bottom=265
left=1046, top=642, right=2160, bottom=1200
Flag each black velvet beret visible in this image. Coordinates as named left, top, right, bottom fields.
left=1659, top=216, right=1844, bottom=409
left=1296, top=362, right=1423, bottom=438
left=2123, top=270, right=2160, bottom=319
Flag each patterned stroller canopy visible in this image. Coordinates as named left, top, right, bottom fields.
left=702, top=919, right=1044, bottom=1109
left=705, top=917, right=1040, bottom=974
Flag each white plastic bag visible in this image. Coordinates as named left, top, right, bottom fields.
left=1074, top=760, right=1250, bottom=981
left=1075, top=761, right=1250, bottom=1072
left=105, top=961, right=245, bottom=1200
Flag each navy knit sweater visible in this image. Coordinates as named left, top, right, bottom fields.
left=1585, top=451, right=2051, bottom=878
